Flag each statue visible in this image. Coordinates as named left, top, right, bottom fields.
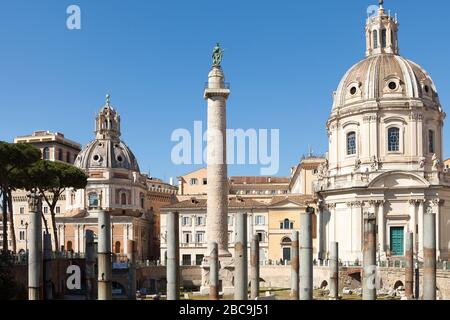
left=379, top=0, right=384, bottom=6
left=432, top=153, right=442, bottom=170
left=27, top=191, right=43, bottom=213
left=212, top=43, right=224, bottom=67
left=371, top=155, right=381, bottom=171
left=418, top=157, right=426, bottom=168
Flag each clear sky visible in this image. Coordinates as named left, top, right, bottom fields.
left=1, top=0, right=449, bottom=181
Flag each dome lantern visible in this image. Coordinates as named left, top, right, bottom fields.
left=95, top=94, right=121, bottom=140
left=365, top=0, right=399, bottom=57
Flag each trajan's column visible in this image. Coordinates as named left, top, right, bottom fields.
left=201, top=44, right=234, bottom=295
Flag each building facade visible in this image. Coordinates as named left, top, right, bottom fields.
left=161, top=158, right=323, bottom=265
left=315, top=3, right=450, bottom=263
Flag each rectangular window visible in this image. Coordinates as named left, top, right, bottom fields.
left=255, top=216, right=265, bottom=226
left=257, top=232, right=264, bottom=242
left=228, top=215, right=233, bottom=226
left=190, top=178, right=198, bottom=186
left=228, top=231, right=233, bottom=243
left=182, top=254, right=191, bottom=266
left=43, top=207, right=48, bottom=214
left=56, top=207, right=60, bottom=214
left=184, top=232, right=191, bottom=244
left=202, top=178, right=207, bottom=185
left=19, top=231, right=25, bottom=241
left=428, top=130, right=435, bottom=153
left=196, top=254, right=204, bottom=266
left=19, top=207, right=24, bottom=214
left=195, top=232, right=205, bottom=244
left=388, top=128, right=400, bottom=152
left=196, top=216, right=204, bottom=226
left=347, top=132, right=356, bottom=155
left=182, top=217, right=191, bottom=226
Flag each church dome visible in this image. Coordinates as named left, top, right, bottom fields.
left=74, top=139, right=140, bottom=172
left=74, top=95, right=141, bottom=173
left=333, top=54, right=440, bottom=110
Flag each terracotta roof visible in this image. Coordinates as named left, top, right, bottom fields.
left=230, top=176, right=290, bottom=184
left=269, top=195, right=315, bottom=207
left=161, top=196, right=266, bottom=211
left=231, top=184, right=289, bottom=191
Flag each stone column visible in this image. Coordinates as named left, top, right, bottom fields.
left=204, top=64, right=231, bottom=257
left=209, top=242, right=219, bottom=300
left=234, top=212, right=248, bottom=301
left=432, top=199, right=442, bottom=260
left=327, top=203, right=336, bottom=257
left=291, top=231, right=299, bottom=300
left=300, top=207, right=313, bottom=300
left=43, top=233, right=52, bottom=300
left=329, top=242, right=339, bottom=300
left=166, top=212, right=180, bottom=300
left=250, top=235, right=260, bottom=300
left=404, top=232, right=414, bottom=299
left=376, top=201, right=385, bottom=255
left=98, top=210, right=112, bottom=300
left=27, top=192, right=42, bottom=300
left=85, top=230, right=95, bottom=300
left=423, top=209, right=436, bottom=300
left=317, top=201, right=325, bottom=262
left=418, top=200, right=425, bottom=259
left=363, top=212, right=377, bottom=300
left=127, top=240, right=137, bottom=300
left=408, top=200, right=417, bottom=244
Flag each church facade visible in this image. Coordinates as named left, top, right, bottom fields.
left=315, top=3, right=450, bottom=263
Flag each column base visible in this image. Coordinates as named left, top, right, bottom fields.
left=200, top=256, right=235, bottom=297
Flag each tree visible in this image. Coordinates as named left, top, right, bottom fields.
left=0, top=142, right=41, bottom=254
left=28, top=160, right=87, bottom=251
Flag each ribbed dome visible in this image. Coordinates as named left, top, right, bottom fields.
left=74, top=139, right=140, bottom=172
left=74, top=95, right=140, bottom=173
left=333, top=54, right=440, bottom=111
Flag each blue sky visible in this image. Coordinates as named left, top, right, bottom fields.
left=1, top=0, right=449, bottom=181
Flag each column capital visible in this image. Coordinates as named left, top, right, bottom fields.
left=431, top=199, right=444, bottom=207
left=327, top=203, right=336, bottom=209
left=363, top=212, right=376, bottom=221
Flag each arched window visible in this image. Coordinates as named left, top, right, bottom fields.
left=428, top=130, right=435, bottom=153
left=43, top=147, right=50, bottom=160
left=121, top=193, right=127, bottom=205
left=347, top=132, right=356, bottom=155
left=58, top=148, right=63, bottom=161
left=388, top=127, right=400, bottom=152
left=373, top=30, right=378, bottom=49
left=281, top=219, right=293, bottom=230
left=115, top=241, right=121, bottom=254
left=281, top=237, right=292, bottom=245
left=381, top=29, right=387, bottom=48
